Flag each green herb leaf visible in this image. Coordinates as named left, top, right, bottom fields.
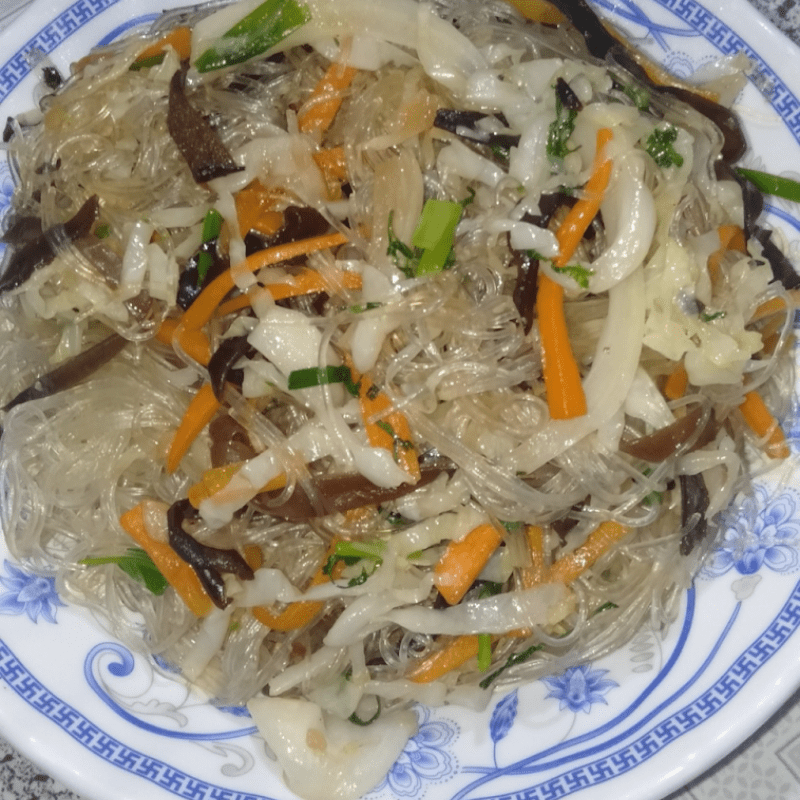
left=623, top=83, right=650, bottom=111
left=81, top=548, right=168, bottom=596
left=645, top=126, right=684, bottom=169
left=736, top=167, right=800, bottom=203
left=387, top=211, right=419, bottom=278
left=479, top=643, right=544, bottom=689
left=94, top=223, right=111, bottom=240
left=552, top=264, right=594, bottom=289
left=477, top=633, right=492, bottom=672
left=546, top=91, right=578, bottom=160
left=349, top=697, right=381, bottom=726
left=130, top=53, right=167, bottom=71
left=700, top=310, right=727, bottom=323
left=592, top=601, right=619, bottom=616
left=195, top=0, right=311, bottom=73
left=287, top=365, right=354, bottom=390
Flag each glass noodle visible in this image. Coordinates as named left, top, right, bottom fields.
left=0, top=0, right=796, bottom=797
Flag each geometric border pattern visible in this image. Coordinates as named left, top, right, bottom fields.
left=0, top=638, right=274, bottom=800
left=499, top=578, right=800, bottom=799
left=0, top=2, right=800, bottom=800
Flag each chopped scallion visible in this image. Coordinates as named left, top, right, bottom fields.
left=412, top=199, right=464, bottom=276
left=736, top=167, right=800, bottom=203
left=287, top=365, right=353, bottom=390
left=477, top=633, right=492, bottom=672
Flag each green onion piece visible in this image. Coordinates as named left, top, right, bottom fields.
left=95, top=223, right=111, bottom=240
left=411, top=199, right=464, bottom=276
left=196, top=209, right=224, bottom=283
left=477, top=633, right=492, bottom=672
left=130, top=53, right=166, bottom=71
left=333, top=539, right=387, bottom=561
left=202, top=208, right=224, bottom=242
left=736, top=167, right=800, bottom=203
left=478, top=643, right=544, bottom=689
left=195, top=0, right=311, bottom=73
left=81, top=548, right=168, bottom=596
left=287, top=365, right=353, bottom=390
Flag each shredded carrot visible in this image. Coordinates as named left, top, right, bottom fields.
left=134, top=26, right=192, bottom=65
left=179, top=232, right=349, bottom=332
left=297, top=62, right=358, bottom=135
left=313, top=146, right=348, bottom=200
left=537, top=128, right=613, bottom=421
left=214, top=267, right=362, bottom=318
left=235, top=179, right=284, bottom=238
left=664, top=361, right=688, bottom=401
left=707, top=224, right=747, bottom=286
left=434, top=523, right=504, bottom=605
left=345, top=357, right=422, bottom=483
left=120, top=503, right=213, bottom=617
left=504, top=0, right=565, bottom=23
left=243, top=544, right=264, bottom=571
left=739, top=390, right=790, bottom=459
left=553, top=128, right=614, bottom=268
left=167, top=383, right=221, bottom=474
left=547, top=520, right=630, bottom=585
left=519, top=524, right=546, bottom=589
left=156, top=318, right=212, bottom=366
left=252, top=540, right=341, bottom=631
left=407, top=635, right=480, bottom=683
left=187, top=462, right=287, bottom=508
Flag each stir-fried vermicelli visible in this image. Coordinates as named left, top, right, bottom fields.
left=0, top=0, right=797, bottom=795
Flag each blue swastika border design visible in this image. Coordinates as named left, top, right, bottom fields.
left=0, top=638, right=275, bottom=800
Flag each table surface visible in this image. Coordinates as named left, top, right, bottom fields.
left=2, top=0, right=800, bottom=799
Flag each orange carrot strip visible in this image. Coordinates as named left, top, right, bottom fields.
left=407, top=635, right=480, bottom=683
left=553, top=128, right=614, bottom=268
left=504, top=0, right=565, bottom=23
left=537, top=274, right=587, bottom=419
left=235, top=179, right=284, bottom=238
left=664, top=361, right=688, bottom=401
left=313, top=146, right=348, bottom=200
left=134, top=26, right=192, bottom=65
left=707, top=224, right=747, bottom=286
left=434, top=523, right=504, bottom=606
left=519, top=524, right=546, bottom=589
left=297, top=63, right=358, bottom=135
left=345, top=358, right=421, bottom=483
left=167, top=383, right=221, bottom=473
left=537, top=128, right=613, bottom=421
left=252, top=540, right=341, bottom=631
left=179, top=232, right=348, bottom=332
left=187, top=462, right=287, bottom=508
left=156, top=318, right=212, bottom=366
left=739, top=390, right=790, bottom=459
left=547, top=520, right=629, bottom=585
left=214, top=267, right=363, bottom=318
left=120, top=503, right=213, bottom=617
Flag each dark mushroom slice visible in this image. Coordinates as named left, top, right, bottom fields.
left=678, top=473, right=711, bottom=556
left=511, top=249, right=538, bottom=334
left=753, top=226, right=800, bottom=290
left=244, top=205, right=332, bottom=257
left=433, top=108, right=521, bottom=150
left=2, top=331, right=127, bottom=413
left=254, top=463, right=445, bottom=520
left=207, top=335, right=253, bottom=401
left=0, top=194, right=99, bottom=293
left=176, top=237, right=231, bottom=311
left=619, top=406, right=718, bottom=463
left=167, top=498, right=255, bottom=610
left=167, top=65, right=243, bottom=183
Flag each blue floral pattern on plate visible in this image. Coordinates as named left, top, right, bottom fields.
left=541, top=665, right=619, bottom=714
left=0, top=559, right=64, bottom=623
left=0, top=2, right=800, bottom=800
left=703, top=485, right=800, bottom=577
left=372, top=706, right=458, bottom=798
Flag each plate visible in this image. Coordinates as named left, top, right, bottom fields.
left=1, top=1, right=800, bottom=799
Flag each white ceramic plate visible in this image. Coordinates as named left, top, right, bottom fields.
left=2, top=1, right=800, bottom=799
